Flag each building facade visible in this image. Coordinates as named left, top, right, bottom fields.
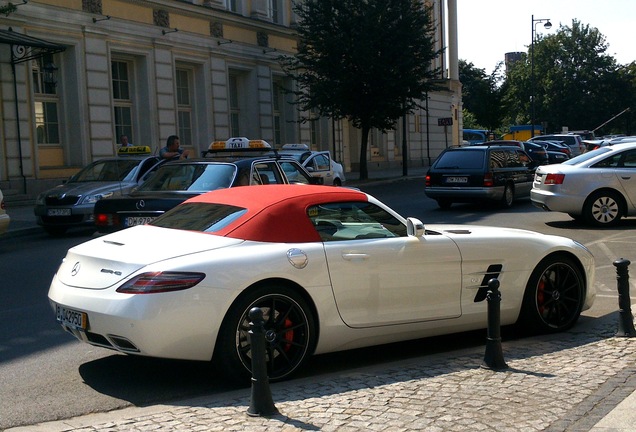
left=0, top=0, right=461, bottom=197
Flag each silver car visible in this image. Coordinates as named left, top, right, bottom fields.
left=34, top=147, right=162, bottom=235
left=531, top=142, right=636, bottom=226
left=278, top=144, right=346, bottom=186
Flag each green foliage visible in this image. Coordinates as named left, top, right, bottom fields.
left=459, top=60, right=505, bottom=131
left=282, top=0, right=442, bottom=179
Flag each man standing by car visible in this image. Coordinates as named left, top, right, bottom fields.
left=160, top=135, right=190, bottom=160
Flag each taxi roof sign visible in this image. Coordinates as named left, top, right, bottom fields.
left=281, top=143, right=310, bottom=151
left=209, top=137, right=272, bottom=150
left=117, top=145, right=152, bottom=155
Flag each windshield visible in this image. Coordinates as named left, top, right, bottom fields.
left=563, top=147, right=612, bottom=165
left=137, top=163, right=236, bottom=192
left=70, top=159, right=140, bottom=182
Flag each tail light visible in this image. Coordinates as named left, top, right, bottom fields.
left=483, top=172, right=494, bottom=187
left=425, top=174, right=431, bottom=187
left=117, top=272, right=206, bottom=294
left=95, top=213, right=119, bottom=227
left=544, top=173, right=565, bottom=185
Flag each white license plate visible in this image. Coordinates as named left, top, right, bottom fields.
left=56, top=305, right=87, bottom=330
left=47, top=208, right=71, bottom=216
left=446, top=177, right=468, bottom=183
left=125, top=216, right=155, bottom=227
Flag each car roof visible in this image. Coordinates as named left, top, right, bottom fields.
left=184, top=185, right=367, bottom=242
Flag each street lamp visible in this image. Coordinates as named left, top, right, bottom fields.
left=531, top=15, right=552, bottom=138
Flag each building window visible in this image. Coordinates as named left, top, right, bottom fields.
left=273, top=81, right=284, bottom=145
left=229, top=74, right=241, bottom=137
left=226, top=0, right=240, bottom=13
left=111, top=60, right=133, bottom=140
left=33, top=55, right=60, bottom=144
left=269, top=0, right=283, bottom=24
left=176, top=68, right=193, bottom=146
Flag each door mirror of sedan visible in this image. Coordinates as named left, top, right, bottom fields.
left=406, top=217, right=425, bottom=237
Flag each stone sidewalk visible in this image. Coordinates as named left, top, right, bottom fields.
left=8, top=318, right=636, bottom=432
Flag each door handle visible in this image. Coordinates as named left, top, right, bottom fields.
left=342, top=253, right=369, bottom=261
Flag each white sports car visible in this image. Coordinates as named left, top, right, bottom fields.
left=49, top=185, right=595, bottom=381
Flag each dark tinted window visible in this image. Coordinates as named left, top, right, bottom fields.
left=137, top=163, right=236, bottom=192
left=150, top=202, right=247, bottom=232
left=71, top=159, right=140, bottom=182
left=434, top=150, right=486, bottom=169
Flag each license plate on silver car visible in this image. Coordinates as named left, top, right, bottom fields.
left=47, top=208, right=71, bottom=216
left=125, top=216, right=155, bottom=227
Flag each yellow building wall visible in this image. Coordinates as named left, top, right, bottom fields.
left=170, top=15, right=209, bottom=36
left=38, top=147, right=64, bottom=167
left=103, top=1, right=153, bottom=25
left=269, top=34, right=296, bottom=52
left=223, top=25, right=257, bottom=45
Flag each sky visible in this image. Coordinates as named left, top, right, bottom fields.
left=456, top=0, right=636, bottom=74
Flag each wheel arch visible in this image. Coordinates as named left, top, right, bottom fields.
left=215, top=277, right=321, bottom=355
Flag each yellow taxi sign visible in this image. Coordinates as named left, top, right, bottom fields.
left=117, top=145, right=152, bottom=155
left=208, top=137, right=272, bottom=150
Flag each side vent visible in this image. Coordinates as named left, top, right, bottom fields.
left=473, top=264, right=503, bottom=302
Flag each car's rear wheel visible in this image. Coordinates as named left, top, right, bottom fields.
left=214, top=284, right=316, bottom=383
left=517, top=255, right=584, bottom=333
left=500, top=183, right=514, bottom=208
left=583, top=190, right=622, bottom=226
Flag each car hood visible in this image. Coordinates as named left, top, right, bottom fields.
left=43, top=181, right=136, bottom=197
left=56, top=225, right=243, bottom=289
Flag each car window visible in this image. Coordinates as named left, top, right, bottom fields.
left=279, top=161, right=312, bottom=184
left=71, top=159, right=141, bottom=182
left=434, top=150, right=485, bottom=169
left=490, top=150, right=508, bottom=168
left=621, top=150, right=636, bottom=168
left=150, top=202, right=247, bottom=232
left=307, top=202, right=407, bottom=241
left=137, top=163, right=236, bottom=192
left=252, top=162, right=283, bottom=184
left=313, top=154, right=330, bottom=171
left=593, top=149, right=636, bottom=169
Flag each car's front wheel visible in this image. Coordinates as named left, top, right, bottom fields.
left=517, top=255, right=585, bottom=333
left=583, top=190, right=623, bottom=227
left=213, top=284, right=316, bottom=383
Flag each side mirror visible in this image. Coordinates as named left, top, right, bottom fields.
left=406, top=217, right=425, bottom=237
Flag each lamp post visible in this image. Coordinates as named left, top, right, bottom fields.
left=531, top=15, right=552, bottom=138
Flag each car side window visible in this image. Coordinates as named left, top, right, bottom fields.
left=252, top=162, right=283, bottom=184
left=279, top=161, right=311, bottom=184
left=307, top=202, right=407, bottom=242
left=592, top=154, right=622, bottom=168
left=314, top=154, right=330, bottom=171
left=490, top=150, right=506, bottom=169
left=620, top=150, right=636, bottom=168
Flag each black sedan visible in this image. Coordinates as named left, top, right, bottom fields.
left=94, top=156, right=317, bottom=232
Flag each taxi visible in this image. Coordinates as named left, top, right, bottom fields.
left=34, top=146, right=163, bottom=235
left=94, top=137, right=319, bottom=233
left=277, top=144, right=346, bottom=186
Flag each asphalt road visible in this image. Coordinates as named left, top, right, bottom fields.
left=0, top=178, right=632, bottom=429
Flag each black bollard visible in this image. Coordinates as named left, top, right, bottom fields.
left=482, top=278, right=508, bottom=370
left=246, top=307, right=279, bottom=417
left=613, top=259, right=636, bottom=337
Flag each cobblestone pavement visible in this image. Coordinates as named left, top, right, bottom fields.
left=11, top=319, right=636, bottom=432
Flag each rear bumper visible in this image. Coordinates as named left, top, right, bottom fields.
left=425, top=186, right=504, bottom=202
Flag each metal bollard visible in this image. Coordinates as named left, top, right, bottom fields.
left=613, top=259, right=636, bottom=337
left=246, top=307, right=279, bottom=417
left=482, top=278, right=508, bottom=370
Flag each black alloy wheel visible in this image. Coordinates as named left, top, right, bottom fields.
left=214, top=285, right=315, bottom=383
left=518, top=255, right=585, bottom=333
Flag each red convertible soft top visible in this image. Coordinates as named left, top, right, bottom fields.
left=185, top=185, right=368, bottom=242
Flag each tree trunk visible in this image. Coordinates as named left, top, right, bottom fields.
left=358, top=124, right=370, bottom=180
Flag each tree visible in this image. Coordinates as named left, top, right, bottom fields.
left=503, top=20, right=626, bottom=134
left=459, top=60, right=505, bottom=132
left=282, top=0, right=442, bottom=179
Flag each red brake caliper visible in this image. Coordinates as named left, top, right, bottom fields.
left=282, top=318, right=294, bottom=352
left=537, top=278, right=546, bottom=314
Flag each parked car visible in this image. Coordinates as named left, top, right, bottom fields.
left=531, top=142, right=636, bottom=226
left=0, top=187, right=10, bottom=235
left=545, top=150, right=570, bottom=164
left=529, top=134, right=585, bottom=156
left=94, top=138, right=318, bottom=233
left=486, top=140, right=549, bottom=165
left=276, top=144, right=346, bottom=186
left=34, top=146, right=163, bottom=235
left=49, top=184, right=595, bottom=382
left=425, top=145, right=537, bottom=209
left=531, top=140, right=572, bottom=157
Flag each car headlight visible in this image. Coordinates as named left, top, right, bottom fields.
left=81, top=191, right=114, bottom=204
